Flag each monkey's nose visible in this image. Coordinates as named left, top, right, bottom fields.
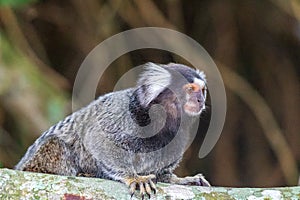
left=196, top=95, right=204, bottom=103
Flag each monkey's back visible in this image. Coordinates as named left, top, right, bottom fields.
left=15, top=87, right=189, bottom=181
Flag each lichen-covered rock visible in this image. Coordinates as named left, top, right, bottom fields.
left=0, top=168, right=299, bottom=200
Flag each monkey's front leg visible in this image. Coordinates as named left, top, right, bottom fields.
left=121, top=174, right=157, bottom=199
left=158, top=173, right=211, bottom=186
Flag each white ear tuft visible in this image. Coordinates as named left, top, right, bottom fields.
left=136, top=62, right=171, bottom=107
left=196, top=69, right=206, bottom=81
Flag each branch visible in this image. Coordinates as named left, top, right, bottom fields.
left=0, top=168, right=299, bottom=199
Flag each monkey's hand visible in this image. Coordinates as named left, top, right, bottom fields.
left=122, top=174, right=157, bottom=199
left=170, top=174, right=210, bottom=186
left=158, top=173, right=210, bottom=186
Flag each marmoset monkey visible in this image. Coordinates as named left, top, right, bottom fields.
left=15, top=62, right=210, bottom=199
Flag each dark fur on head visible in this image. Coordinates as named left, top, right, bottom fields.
left=135, top=62, right=206, bottom=108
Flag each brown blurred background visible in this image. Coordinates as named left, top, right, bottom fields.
left=0, top=0, right=299, bottom=187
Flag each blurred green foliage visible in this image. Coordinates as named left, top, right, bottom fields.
left=0, top=0, right=36, bottom=7
left=0, top=33, right=67, bottom=125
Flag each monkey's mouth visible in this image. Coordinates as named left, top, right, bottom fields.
left=183, top=102, right=204, bottom=116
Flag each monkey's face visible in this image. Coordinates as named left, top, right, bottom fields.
left=135, top=62, right=207, bottom=118
left=182, top=78, right=207, bottom=116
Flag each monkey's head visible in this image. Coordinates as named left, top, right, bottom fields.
left=135, top=62, right=207, bottom=118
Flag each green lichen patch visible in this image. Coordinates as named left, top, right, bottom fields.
left=198, top=191, right=235, bottom=200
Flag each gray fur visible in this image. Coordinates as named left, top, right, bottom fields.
left=15, top=62, right=210, bottom=188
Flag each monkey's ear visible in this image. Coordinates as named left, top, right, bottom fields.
left=136, top=62, right=171, bottom=107
left=196, top=69, right=206, bottom=81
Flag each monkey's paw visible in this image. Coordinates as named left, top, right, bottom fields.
left=171, top=173, right=211, bottom=186
left=123, top=174, right=157, bottom=199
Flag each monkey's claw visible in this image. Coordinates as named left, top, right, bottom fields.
left=124, top=174, right=157, bottom=199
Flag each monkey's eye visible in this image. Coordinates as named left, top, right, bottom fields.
left=184, top=83, right=201, bottom=93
